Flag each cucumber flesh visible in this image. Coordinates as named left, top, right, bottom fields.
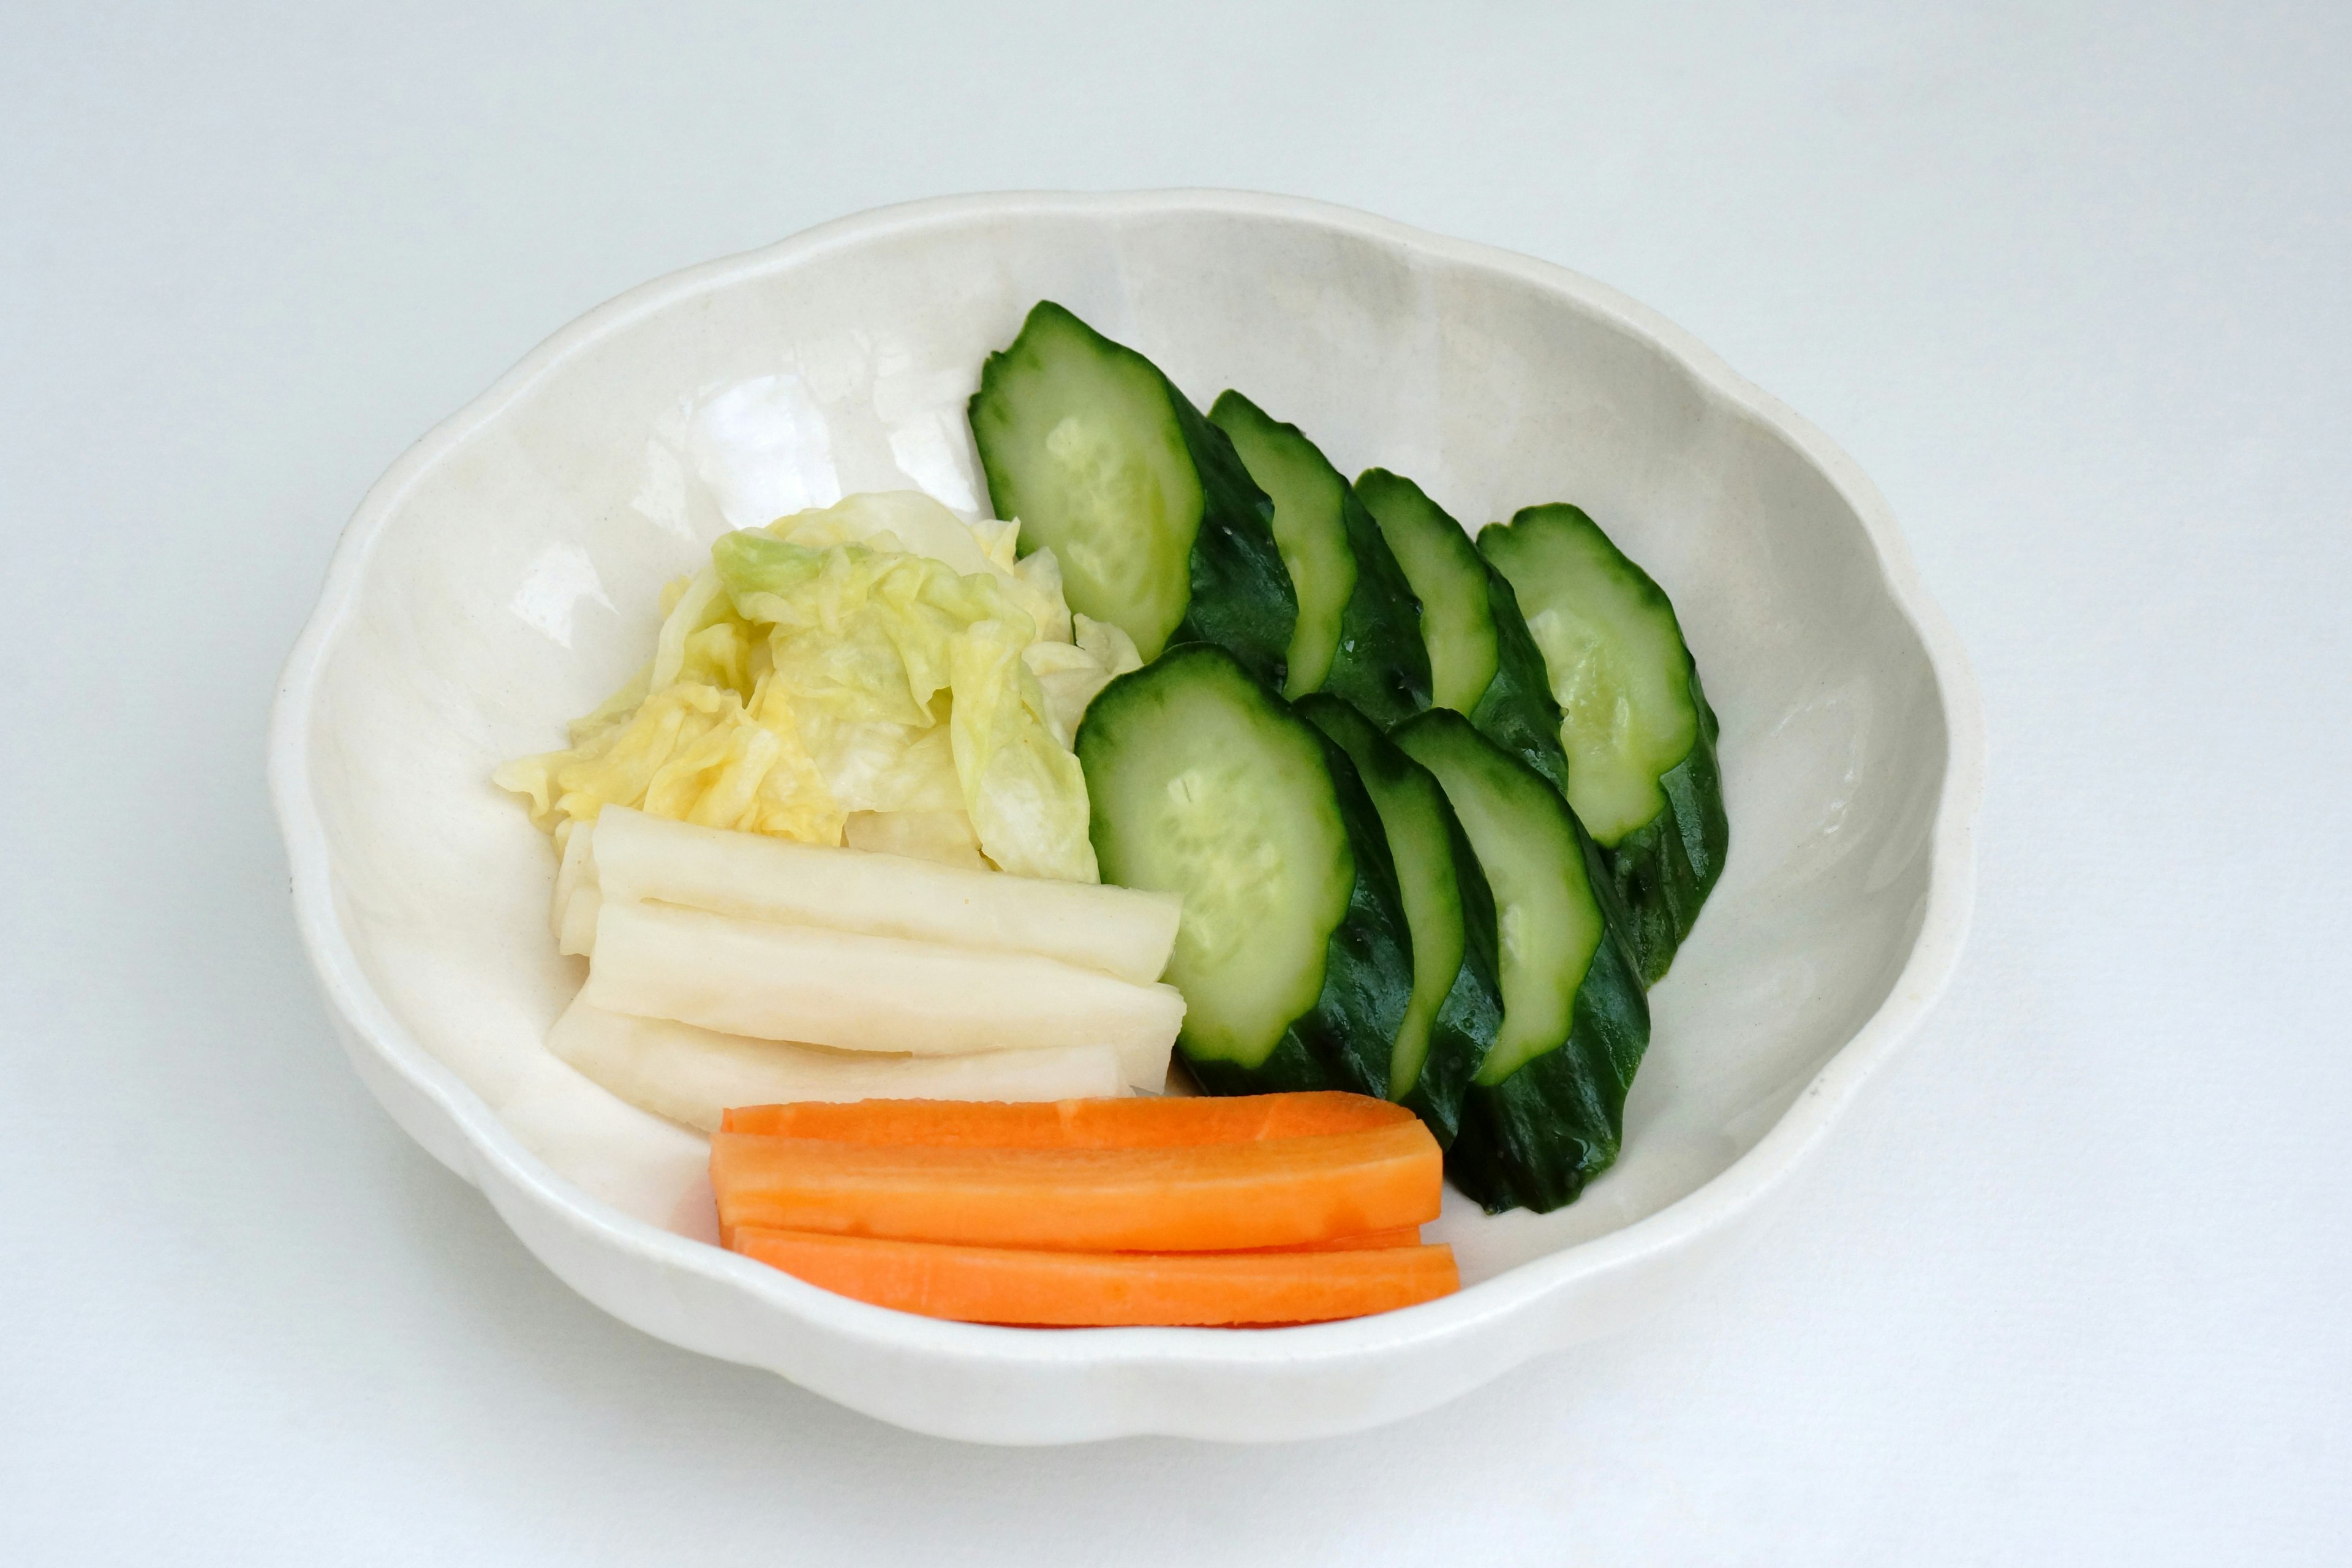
left=1355, top=467, right=1496, bottom=712
left=1298, top=695, right=1493, bottom=1144
left=1209, top=392, right=1351, bottom=694
left=1391, top=708, right=1649, bottom=1212
left=1077, top=646, right=1412, bottom=1098
left=969, top=303, right=1295, bottom=675
left=1478, top=505, right=1700, bottom=840
left=1356, top=469, right=1570, bottom=793
left=1479, top=504, right=1728, bottom=984
left=1208, top=393, right=1431, bottom=725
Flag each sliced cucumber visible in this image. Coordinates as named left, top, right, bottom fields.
left=1298, top=695, right=1494, bottom=1145
left=968, top=302, right=1295, bottom=674
left=1479, top=504, right=1728, bottom=984
left=1207, top=392, right=1431, bottom=725
left=1391, top=708, right=1649, bottom=1213
left=1077, top=646, right=1413, bottom=1099
left=1355, top=469, right=1570, bottom=793
left=1354, top=468, right=1493, bottom=711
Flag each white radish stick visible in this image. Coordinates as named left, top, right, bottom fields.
left=552, top=813, right=598, bottom=941
left=545, top=994, right=1126, bottom=1133
left=582, top=900, right=1181, bottom=1090
left=558, top=886, right=601, bottom=957
left=590, top=804, right=1180, bottom=984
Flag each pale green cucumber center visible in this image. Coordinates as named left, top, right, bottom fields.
left=1492, top=514, right=1700, bottom=845
left=1373, top=771, right=1465, bottom=1100
left=1523, top=605, right=1668, bottom=841
left=971, top=309, right=1203, bottom=660
left=1360, top=478, right=1498, bottom=713
left=1299, top=695, right=1458, bottom=1102
left=1033, top=409, right=1194, bottom=658
left=1400, top=729, right=1602, bottom=1085
left=1153, top=760, right=1284, bottom=977
left=1215, top=406, right=1355, bottom=698
left=1456, top=788, right=1599, bottom=1084
left=1088, top=676, right=1351, bottom=1068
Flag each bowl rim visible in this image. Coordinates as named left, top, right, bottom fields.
left=268, top=187, right=1986, bottom=1387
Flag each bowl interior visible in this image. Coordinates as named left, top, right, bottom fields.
left=300, top=201, right=1948, bottom=1287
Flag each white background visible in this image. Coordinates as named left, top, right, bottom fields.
left=4, top=3, right=2346, bottom=1562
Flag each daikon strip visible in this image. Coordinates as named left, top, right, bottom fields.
left=551, top=813, right=598, bottom=941
left=545, top=995, right=1126, bottom=1133
left=589, top=805, right=1179, bottom=984
left=557, top=886, right=601, bottom=958
left=583, top=901, right=1182, bottom=1088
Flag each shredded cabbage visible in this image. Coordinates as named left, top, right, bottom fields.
left=949, top=617, right=1096, bottom=883
left=494, top=491, right=1131, bottom=883
left=1023, top=614, right=1143, bottom=748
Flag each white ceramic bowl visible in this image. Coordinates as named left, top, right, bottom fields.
left=269, top=190, right=1984, bottom=1444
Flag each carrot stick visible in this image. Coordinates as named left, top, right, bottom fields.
left=719, top=1222, right=1425, bottom=1254
left=1235, top=1226, right=1423, bottom=1254
left=719, top=1091, right=1414, bottom=1146
left=731, top=1227, right=1460, bottom=1325
left=708, top=1122, right=1443, bottom=1252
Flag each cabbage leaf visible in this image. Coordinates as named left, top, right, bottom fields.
left=496, top=491, right=1136, bottom=883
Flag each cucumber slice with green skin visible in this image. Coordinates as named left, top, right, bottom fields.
left=1297, top=695, right=1494, bottom=1145
left=1391, top=708, right=1650, bottom=1213
left=1077, top=645, right=1413, bottom=1101
left=1479, top=504, right=1728, bottom=986
left=1206, top=392, right=1431, bottom=725
left=1355, top=469, right=1570, bottom=793
left=968, top=302, right=1296, bottom=676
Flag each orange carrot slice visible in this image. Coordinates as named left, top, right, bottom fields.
left=1236, top=1226, right=1423, bottom=1253
left=731, top=1227, right=1460, bottom=1325
left=720, top=1223, right=1426, bottom=1254
left=718, top=1091, right=1413, bottom=1146
left=708, top=1121, right=1443, bottom=1252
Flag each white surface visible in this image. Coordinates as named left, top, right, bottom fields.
left=2, top=0, right=2345, bottom=1555
left=269, top=186, right=1976, bottom=1441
